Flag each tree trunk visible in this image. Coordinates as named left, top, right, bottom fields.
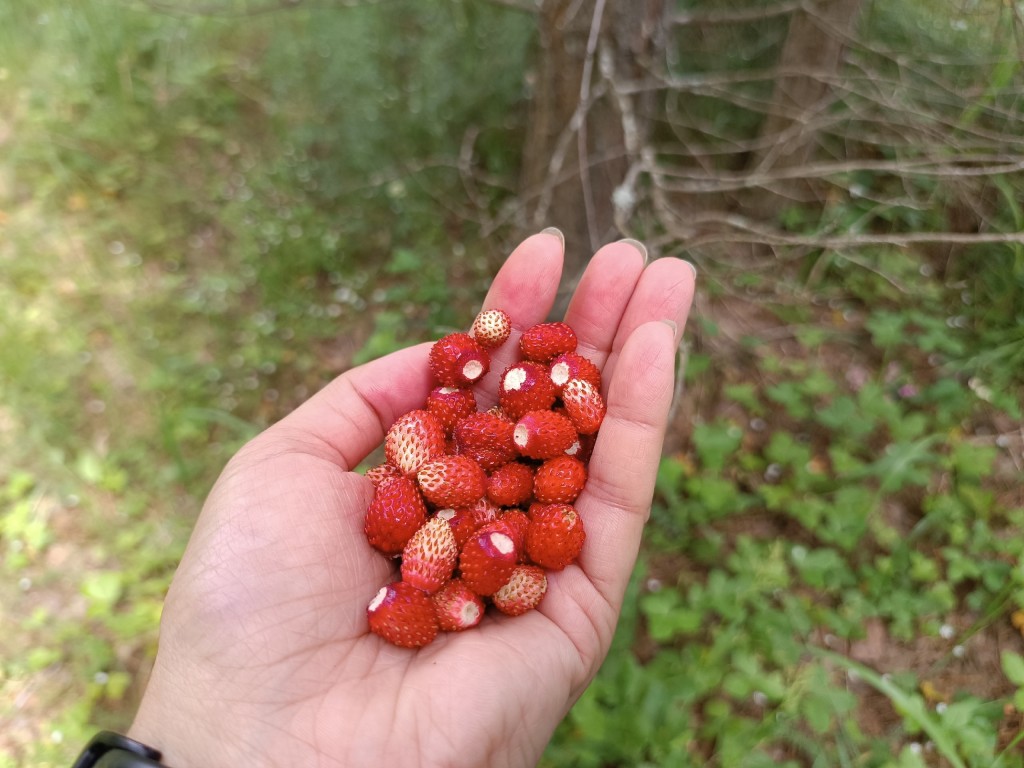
left=520, top=0, right=666, bottom=286
left=746, top=0, right=865, bottom=216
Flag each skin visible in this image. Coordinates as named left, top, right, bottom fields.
left=129, top=232, right=696, bottom=768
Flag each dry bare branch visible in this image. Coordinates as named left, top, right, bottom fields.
left=669, top=0, right=801, bottom=27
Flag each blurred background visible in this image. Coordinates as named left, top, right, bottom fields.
left=1, top=0, right=1023, bottom=765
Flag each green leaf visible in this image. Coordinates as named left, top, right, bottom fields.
left=640, top=589, right=703, bottom=642
left=81, top=571, right=124, bottom=612
left=691, top=420, right=743, bottom=473
left=1001, top=651, right=1024, bottom=687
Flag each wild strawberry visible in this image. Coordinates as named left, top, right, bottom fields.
left=435, top=507, right=481, bottom=550
left=385, top=410, right=446, bottom=475
left=432, top=578, right=485, bottom=631
left=401, top=516, right=458, bottom=593
left=429, top=332, right=490, bottom=387
left=565, top=432, right=597, bottom=464
left=364, top=476, right=429, bottom=555
left=467, top=496, right=502, bottom=528
left=426, top=386, right=476, bottom=431
left=513, top=410, right=578, bottom=460
left=493, top=565, right=547, bottom=617
left=470, top=308, right=512, bottom=349
left=498, top=361, right=557, bottom=420
left=520, top=322, right=577, bottom=363
left=365, top=462, right=402, bottom=487
left=417, top=455, right=487, bottom=509
left=549, top=352, right=602, bottom=394
left=486, top=461, right=534, bottom=507
left=526, top=502, right=586, bottom=570
left=367, top=581, right=439, bottom=648
left=453, top=411, right=518, bottom=470
left=459, top=522, right=518, bottom=596
left=561, top=378, right=606, bottom=435
left=533, top=455, right=587, bottom=504
left=499, top=508, right=530, bottom=555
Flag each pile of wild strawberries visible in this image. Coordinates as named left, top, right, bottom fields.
left=363, top=308, right=606, bottom=648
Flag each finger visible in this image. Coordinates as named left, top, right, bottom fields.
left=601, top=257, right=696, bottom=386
left=574, top=320, right=679, bottom=607
left=264, top=342, right=435, bottom=471
left=473, top=230, right=565, bottom=406
left=561, top=240, right=647, bottom=369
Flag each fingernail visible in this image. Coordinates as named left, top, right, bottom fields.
left=682, top=260, right=697, bottom=280
left=661, top=319, right=678, bottom=335
left=618, top=238, right=648, bottom=263
left=540, top=227, right=564, bottom=250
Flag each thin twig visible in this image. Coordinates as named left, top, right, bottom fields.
left=577, top=0, right=608, bottom=253
left=669, top=0, right=801, bottom=27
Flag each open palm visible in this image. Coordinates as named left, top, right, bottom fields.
left=129, top=232, right=696, bottom=768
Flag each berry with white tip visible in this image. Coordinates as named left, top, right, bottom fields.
left=561, top=378, right=606, bottom=435
left=429, top=332, right=491, bottom=387
left=385, top=410, right=446, bottom=475
left=367, top=581, right=439, bottom=648
left=549, top=352, right=602, bottom=394
left=470, top=309, right=512, bottom=349
left=401, top=516, right=458, bottom=593
left=513, top=410, right=578, bottom=460
left=432, top=578, right=486, bottom=631
left=499, top=361, right=557, bottom=420
left=459, top=522, right=519, bottom=596
left=493, top=565, right=547, bottom=616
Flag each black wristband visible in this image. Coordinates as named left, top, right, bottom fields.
left=71, top=731, right=168, bottom=768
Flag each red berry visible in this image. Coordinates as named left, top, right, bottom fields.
left=498, top=361, right=557, bottom=420
left=566, top=432, right=597, bottom=464
left=486, top=461, right=535, bottom=507
left=365, top=462, right=402, bottom=487
left=401, top=516, right=458, bottom=593
left=435, top=507, right=481, bottom=550
left=561, top=378, right=606, bottom=435
left=429, top=332, right=490, bottom=387
left=470, top=309, right=512, bottom=349
left=364, top=477, right=429, bottom=555
left=520, top=322, right=577, bottom=363
left=453, top=411, right=518, bottom=470
left=549, top=352, right=602, bottom=394
left=385, top=410, right=446, bottom=475
left=417, top=455, right=487, bottom=509
left=367, top=581, right=439, bottom=648
left=426, top=386, right=476, bottom=431
left=432, top=578, right=485, bottom=631
left=526, top=502, right=586, bottom=570
left=459, top=522, right=518, bottom=596
left=513, top=410, right=578, bottom=460
left=499, top=508, right=530, bottom=556
left=533, top=455, right=587, bottom=504
left=493, top=565, right=547, bottom=616
left=467, top=496, right=502, bottom=528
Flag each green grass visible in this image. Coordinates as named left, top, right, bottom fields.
left=2, top=1, right=1024, bottom=767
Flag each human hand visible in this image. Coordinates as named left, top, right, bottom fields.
left=128, top=232, right=696, bottom=768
